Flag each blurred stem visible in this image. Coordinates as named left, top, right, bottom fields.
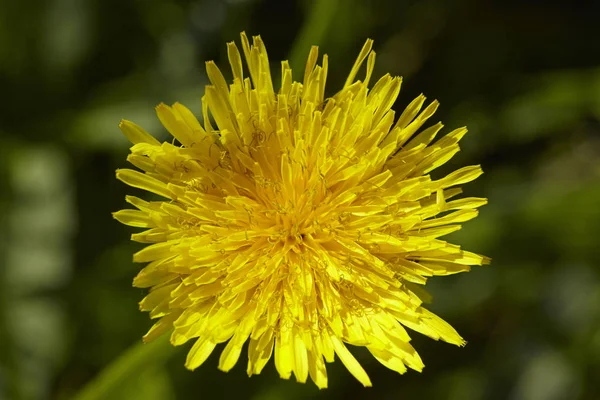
left=73, top=334, right=176, bottom=400
left=288, top=0, right=341, bottom=74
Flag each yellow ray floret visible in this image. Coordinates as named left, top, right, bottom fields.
left=113, top=32, right=489, bottom=389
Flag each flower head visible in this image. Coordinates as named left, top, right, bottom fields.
left=114, top=32, right=489, bottom=388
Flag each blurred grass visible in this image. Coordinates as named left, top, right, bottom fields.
left=288, top=0, right=340, bottom=74
left=72, top=334, right=176, bottom=400
left=1, top=0, right=600, bottom=399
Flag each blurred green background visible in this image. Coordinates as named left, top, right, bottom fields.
left=1, top=0, right=600, bottom=399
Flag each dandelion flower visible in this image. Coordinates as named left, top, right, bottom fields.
left=114, top=32, right=489, bottom=388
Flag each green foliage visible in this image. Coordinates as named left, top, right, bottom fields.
left=72, top=335, right=176, bottom=400
left=1, top=0, right=599, bottom=399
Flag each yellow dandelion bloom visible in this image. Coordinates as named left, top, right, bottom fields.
left=114, top=32, right=489, bottom=388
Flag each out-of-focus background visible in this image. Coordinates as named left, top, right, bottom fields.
left=1, top=0, right=599, bottom=399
